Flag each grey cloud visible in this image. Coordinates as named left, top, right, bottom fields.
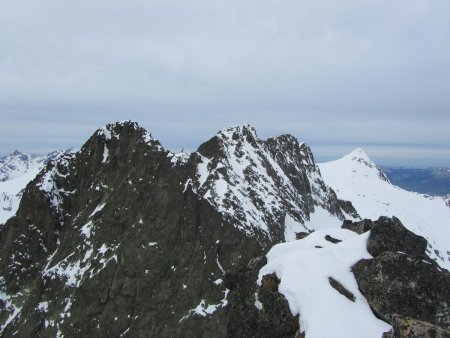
left=1, top=0, right=449, bottom=166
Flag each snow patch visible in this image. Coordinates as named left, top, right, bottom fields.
left=196, top=156, right=211, bottom=188
left=170, top=151, right=191, bottom=166
left=259, top=228, right=391, bottom=338
left=80, top=221, right=93, bottom=239
left=284, top=214, right=305, bottom=241
left=89, top=203, right=105, bottom=218
left=37, top=301, right=49, bottom=312
left=180, top=289, right=230, bottom=322
left=102, top=144, right=109, bottom=163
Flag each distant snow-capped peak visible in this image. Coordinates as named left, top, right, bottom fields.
left=339, top=148, right=390, bottom=182
left=343, top=148, right=371, bottom=161
left=319, top=149, right=450, bottom=270
left=0, top=150, right=68, bottom=224
left=0, top=150, right=41, bottom=182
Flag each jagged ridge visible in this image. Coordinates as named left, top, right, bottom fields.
left=189, top=124, right=357, bottom=243
left=0, top=121, right=356, bottom=337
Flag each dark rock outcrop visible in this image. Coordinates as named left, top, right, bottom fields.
left=328, top=277, right=355, bottom=302
left=341, top=218, right=374, bottom=234
left=367, top=216, right=428, bottom=258
left=382, top=315, right=450, bottom=338
left=295, top=232, right=310, bottom=240
left=352, top=217, right=450, bottom=332
left=3, top=122, right=344, bottom=337
left=324, top=234, right=342, bottom=244
left=353, top=252, right=450, bottom=326
left=337, top=199, right=360, bottom=219
left=0, top=122, right=265, bottom=337
left=225, top=258, right=300, bottom=338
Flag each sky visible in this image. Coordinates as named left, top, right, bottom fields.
left=1, top=0, right=449, bottom=167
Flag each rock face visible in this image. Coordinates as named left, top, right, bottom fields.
left=353, top=252, right=450, bottom=325
left=224, top=258, right=300, bottom=337
left=382, top=315, right=450, bottom=338
left=191, top=125, right=358, bottom=243
left=352, top=217, right=450, bottom=333
left=341, top=218, right=374, bottom=234
left=0, top=122, right=353, bottom=337
left=328, top=277, right=355, bottom=302
left=367, top=216, right=428, bottom=258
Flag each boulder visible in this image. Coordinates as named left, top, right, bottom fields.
left=382, top=315, right=450, bottom=338
left=295, top=232, right=310, bottom=240
left=328, top=277, right=355, bottom=302
left=367, top=216, right=428, bottom=258
left=225, top=257, right=300, bottom=338
left=353, top=252, right=450, bottom=326
left=324, top=234, right=342, bottom=244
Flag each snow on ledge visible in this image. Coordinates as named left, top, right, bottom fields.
left=258, top=228, right=391, bottom=338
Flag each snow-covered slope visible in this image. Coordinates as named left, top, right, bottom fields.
left=0, top=150, right=66, bottom=224
left=259, top=228, right=391, bottom=338
left=318, top=148, right=450, bottom=270
left=256, top=148, right=449, bottom=338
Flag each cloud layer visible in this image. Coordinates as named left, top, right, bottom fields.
left=1, top=0, right=449, bottom=166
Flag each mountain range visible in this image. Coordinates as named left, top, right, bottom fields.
left=381, top=166, right=450, bottom=197
left=1, top=121, right=449, bottom=337
left=0, top=150, right=68, bottom=224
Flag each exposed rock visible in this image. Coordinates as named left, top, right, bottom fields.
left=352, top=252, right=450, bottom=326
left=225, top=258, right=299, bottom=338
left=0, top=122, right=265, bottom=337
left=324, top=234, right=342, bottom=244
left=352, top=216, right=450, bottom=335
left=192, top=126, right=357, bottom=243
left=341, top=218, right=374, bottom=234
left=367, top=216, right=428, bottom=258
left=328, top=277, right=355, bottom=302
left=337, top=199, right=360, bottom=219
left=2, top=122, right=351, bottom=337
left=295, top=232, right=310, bottom=240
left=382, top=315, right=450, bottom=338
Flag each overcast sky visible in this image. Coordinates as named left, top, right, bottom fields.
left=1, top=0, right=449, bottom=166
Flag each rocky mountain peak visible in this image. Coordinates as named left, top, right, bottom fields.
left=344, top=148, right=378, bottom=172
left=267, top=133, right=301, bottom=147
left=80, top=120, right=165, bottom=169
left=94, top=120, right=162, bottom=148
left=0, top=151, right=34, bottom=182
left=11, top=150, right=29, bottom=158
left=345, top=148, right=371, bottom=162
left=196, top=124, right=259, bottom=160
left=96, top=120, right=140, bottom=139
left=0, top=121, right=360, bottom=337
left=266, top=134, right=315, bottom=168
left=218, top=124, right=258, bottom=142
left=190, top=125, right=358, bottom=243
left=342, top=148, right=390, bottom=182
